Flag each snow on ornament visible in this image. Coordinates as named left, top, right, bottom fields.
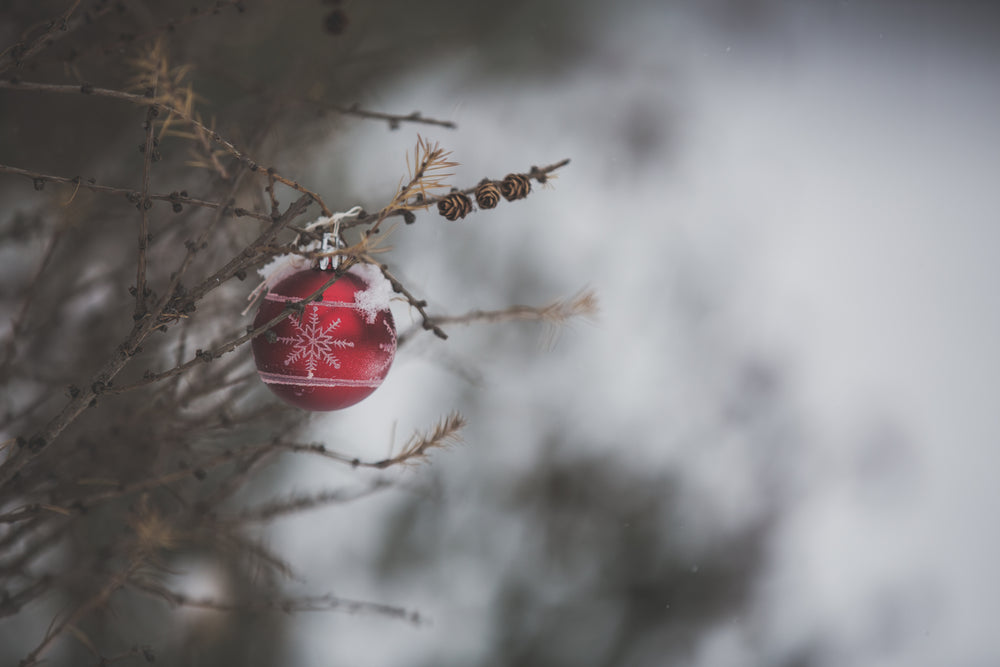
left=250, top=226, right=396, bottom=411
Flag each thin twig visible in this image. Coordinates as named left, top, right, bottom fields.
left=377, top=263, right=447, bottom=339
left=0, top=79, right=332, bottom=216
left=178, top=194, right=313, bottom=307
left=141, top=168, right=265, bottom=345
left=215, top=530, right=298, bottom=579
left=0, top=194, right=309, bottom=486
left=197, top=443, right=278, bottom=511
left=134, top=103, right=158, bottom=319
left=266, top=171, right=280, bottom=219
left=0, top=163, right=274, bottom=223
left=1, top=225, right=65, bottom=371
left=277, top=411, right=466, bottom=470
left=20, top=559, right=144, bottom=666
left=11, top=441, right=272, bottom=516
left=367, top=136, right=458, bottom=236
left=321, top=102, right=456, bottom=129
left=172, top=62, right=454, bottom=131
left=232, top=482, right=390, bottom=523
left=397, top=289, right=598, bottom=347
left=0, top=0, right=87, bottom=74
left=344, top=157, right=572, bottom=230
left=43, top=0, right=247, bottom=70
left=0, top=574, right=52, bottom=620
left=0, top=517, right=67, bottom=574
left=109, top=250, right=345, bottom=395
left=131, top=579, right=422, bottom=623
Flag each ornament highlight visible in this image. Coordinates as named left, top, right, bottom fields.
left=251, top=263, right=396, bottom=411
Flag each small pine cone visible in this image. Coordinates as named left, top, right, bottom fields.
left=437, top=192, right=473, bottom=221
left=500, top=173, right=532, bottom=201
left=474, top=181, right=501, bottom=209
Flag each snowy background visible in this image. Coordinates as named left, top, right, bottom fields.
left=184, top=2, right=1000, bottom=665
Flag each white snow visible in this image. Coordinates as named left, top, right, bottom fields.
left=254, top=245, right=314, bottom=284
left=247, top=208, right=367, bottom=310
left=349, top=262, right=394, bottom=324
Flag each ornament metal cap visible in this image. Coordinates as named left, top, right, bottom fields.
left=317, top=215, right=342, bottom=271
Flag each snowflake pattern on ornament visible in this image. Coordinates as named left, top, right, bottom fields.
left=278, top=305, right=354, bottom=378
left=373, top=318, right=397, bottom=375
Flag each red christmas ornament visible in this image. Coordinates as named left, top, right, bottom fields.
left=251, top=264, right=396, bottom=411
